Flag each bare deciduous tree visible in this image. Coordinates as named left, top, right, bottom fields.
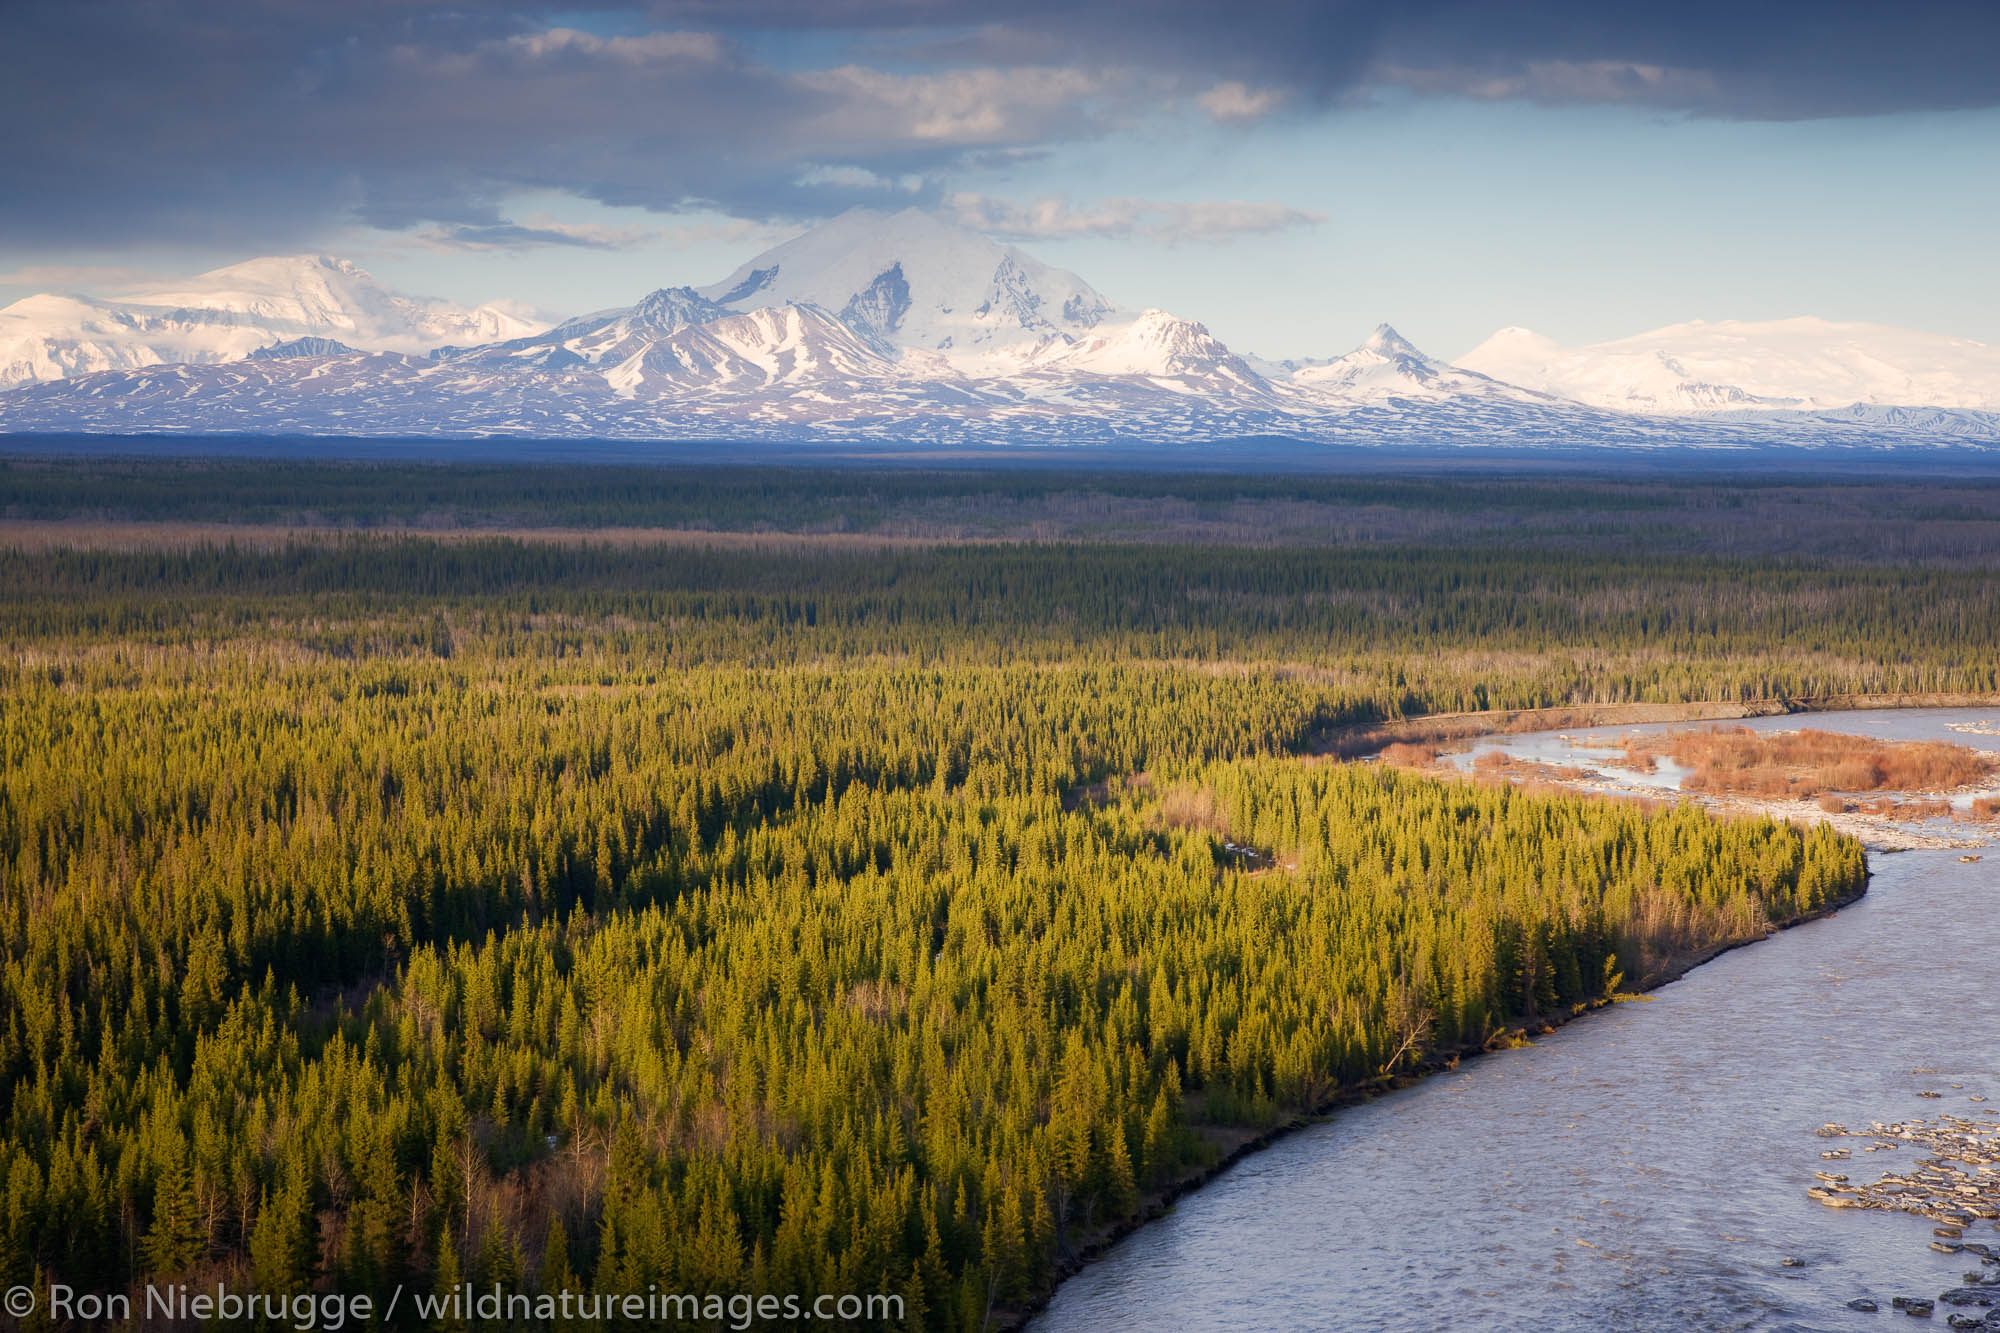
left=1380, top=976, right=1435, bottom=1076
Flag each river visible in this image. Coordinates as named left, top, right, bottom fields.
left=1034, top=709, right=2000, bottom=1332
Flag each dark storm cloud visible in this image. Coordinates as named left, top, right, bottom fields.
left=4, top=0, right=1995, bottom=253
left=1364, top=0, right=2000, bottom=118
left=3, top=4, right=863, bottom=249
left=418, top=222, right=653, bottom=252
left=650, top=0, right=2000, bottom=117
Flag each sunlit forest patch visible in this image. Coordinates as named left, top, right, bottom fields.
left=3, top=463, right=1988, bottom=1327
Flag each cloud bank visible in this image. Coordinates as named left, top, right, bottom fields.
left=945, top=194, right=1323, bottom=243
left=5, top=0, right=1994, bottom=252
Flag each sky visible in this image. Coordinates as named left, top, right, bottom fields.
left=5, top=0, right=1999, bottom=361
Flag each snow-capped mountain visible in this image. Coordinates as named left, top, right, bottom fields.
left=1280, top=324, right=1544, bottom=405
left=438, top=287, right=987, bottom=410
left=696, top=207, right=1117, bottom=362
left=0, top=294, right=253, bottom=385
left=594, top=303, right=901, bottom=401
left=442, top=287, right=735, bottom=371
left=1017, top=309, right=1275, bottom=399
left=1, top=212, right=1996, bottom=450
left=1457, top=317, right=2000, bottom=414
left=9, top=311, right=1986, bottom=450
left=0, top=256, right=544, bottom=387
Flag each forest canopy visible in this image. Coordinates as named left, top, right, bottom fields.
left=0, top=467, right=1932, bottom=1328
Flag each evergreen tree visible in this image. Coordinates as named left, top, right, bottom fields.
left=143, top=1145, right=205, bottom=1277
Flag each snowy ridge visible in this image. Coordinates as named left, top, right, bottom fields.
left=598, top=303, right=896, bottom=400
left=1285, top=324, right=1546, bottom=406
left=2, top=213, right=1997, bottom=449
left=441, top=287, right=735, bottom=372
left=1017, top=310, right=1275, bottom=400
left=0, top=256, right=542, bottom=387
left=7, top=332, right=1994, bottom=449
left=1458, top=317, right=2000, bottom=415
left=111, top=256, right=541, bottom=349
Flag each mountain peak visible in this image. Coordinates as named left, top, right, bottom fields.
left=136, top=253, right=370, bottom=296
left=248, top=336, right=361, bottom=360
left=631, top=286, right=730, bottom=331
left=1361, top=323, right=1420, bottom=357
left=1027, top=307, right=1271, bottom=396
left=1468, top=326, right=1560, bottom=352
left=439, top=285, right=735, bottom=369
left=1286, top=321, right=1537, bottom=404
left=695, top=209, right=1116, bottom=360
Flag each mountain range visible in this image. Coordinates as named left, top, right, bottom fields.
left=2, top=209, right=1996, bottom=449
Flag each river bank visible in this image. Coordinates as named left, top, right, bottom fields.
left=1413, top=706, right=2000, bottom=852
left=1035, top=705, right=2000, bottom=1333
left=1011, top=874, right=1871, bottom=1330
left=1316, top=692, right=2000, bottom=760
left=1012, top=707, right=1902, bottom=1329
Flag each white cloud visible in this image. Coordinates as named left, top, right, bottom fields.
left=649, top=218, right=796, bottom=251
left=799, top=64, right=1139, bottom=144
left=793, top=164, right=922, bottom=192
left=945, top=193, right=1324, bottom=243
left=503, top=28, right=725, bottom=66
left=1198, top=81, right=1288, bottom=123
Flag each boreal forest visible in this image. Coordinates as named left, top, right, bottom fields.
left=4, top=460, right=1983, bottom=1329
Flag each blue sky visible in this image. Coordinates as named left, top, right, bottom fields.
left=6, top=2, right=1998, bottom=360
